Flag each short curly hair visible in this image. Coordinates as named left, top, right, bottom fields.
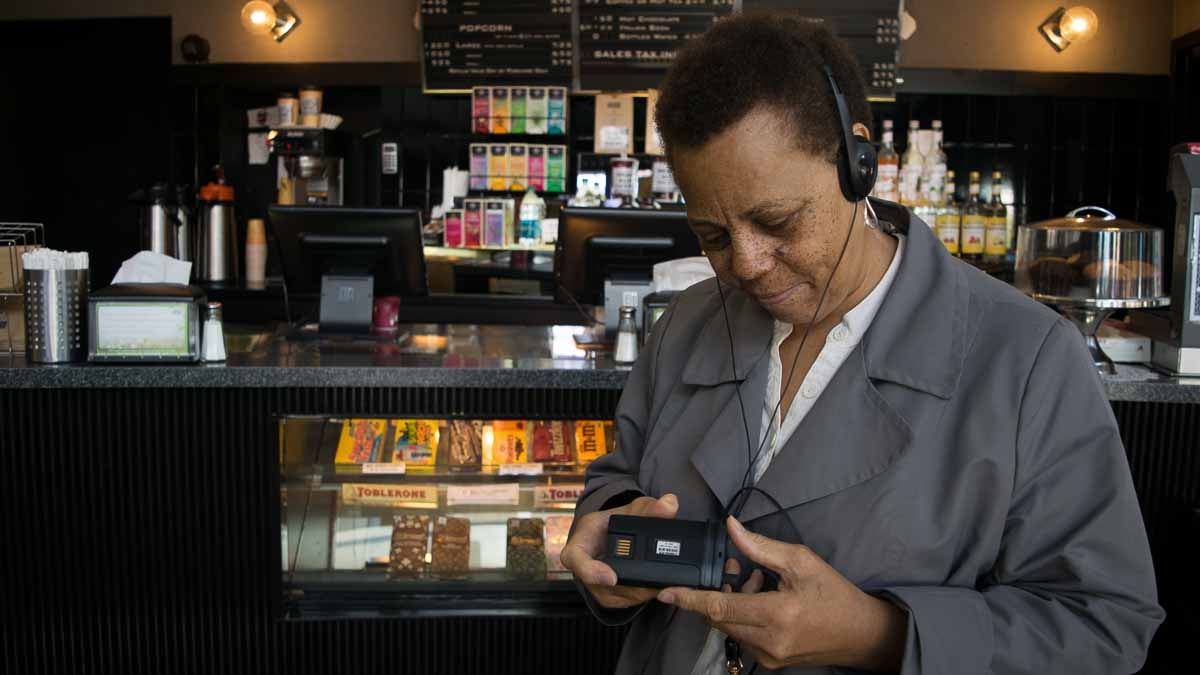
left=655, top=13, right=872, bottom=164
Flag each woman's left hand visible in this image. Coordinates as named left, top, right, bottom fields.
left=657, top=516, right=908, bottom=672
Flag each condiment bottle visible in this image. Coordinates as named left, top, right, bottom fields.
left=202, top=301, right=226, bottom=362
left=614, top=295, right=639, bottom=364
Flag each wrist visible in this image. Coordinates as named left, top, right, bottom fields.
left=839, top=592, right=908, bottom=672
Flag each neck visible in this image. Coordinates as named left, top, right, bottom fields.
left=795, top=205, right=897, bottom=335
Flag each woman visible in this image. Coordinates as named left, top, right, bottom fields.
left=560, top=14, right=1163, bottom=675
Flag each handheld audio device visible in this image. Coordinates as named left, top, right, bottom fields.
left=603, top=515, right=731, bottom=590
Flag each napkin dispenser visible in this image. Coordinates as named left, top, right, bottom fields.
left=88, top=284, right=205, bottom=362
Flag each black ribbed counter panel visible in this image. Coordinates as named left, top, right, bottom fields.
left=1, top=389, right=1194, bottom=673
left=0, top=386, right=625, bottom=675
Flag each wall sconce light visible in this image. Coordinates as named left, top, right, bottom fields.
left=240, top=1, right=301, bottom=43
left=1039, top=5, right=1099, bottom=52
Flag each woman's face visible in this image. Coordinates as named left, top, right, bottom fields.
left=670, top=106, right=874, bottom=326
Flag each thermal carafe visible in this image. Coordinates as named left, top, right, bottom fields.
left=136, top=183, right=180, bottom=257
left=195, top=174, right=239, bottom=283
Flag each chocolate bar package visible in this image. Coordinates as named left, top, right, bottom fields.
left=506, top=517, right=546, bottom=579
left=544, top=514, right=573, bottom=572
left=388, top=514, right=430, bottom=579
left=530, top=420, right=573, bottom=464
left=431, top=515, right=472, bottom=578
left=334, top=419, right=389, bottom=464
left=490, top=420, right=528, bottom=464
left=443, top=419, right=483, bottom=468
left=393, top=419, right=440, bottom=466
left=574, top=420, right=610, bottom=466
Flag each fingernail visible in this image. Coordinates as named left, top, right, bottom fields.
left=658, top=590, right=676, bottom=605
left=662, top=493, right=678, bottom=507
left=727, top=516, right=744, bottom=532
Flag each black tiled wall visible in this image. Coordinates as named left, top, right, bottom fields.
left=169, top=76, right=1173, bottom=239
left=873, top=93, right=1170, bottom=228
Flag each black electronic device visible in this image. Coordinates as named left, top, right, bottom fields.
left=603, top=515, right=730, bottom=591
left=269, top=206, right=428, bottom=333
left=555, top=208, right=700, bottom=332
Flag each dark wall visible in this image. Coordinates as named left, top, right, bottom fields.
left=0, top=18, right=172, bottom=285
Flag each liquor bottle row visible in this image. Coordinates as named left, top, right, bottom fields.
left=930, top=169, right=1011, bottom=263
left=870, top=119, right=1012, bottom=263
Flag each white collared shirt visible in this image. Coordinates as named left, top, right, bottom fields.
left=691, top=234, right=905, bottom=675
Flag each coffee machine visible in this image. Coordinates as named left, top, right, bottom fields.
left=270, top=128, right=344, bottom=206
left=1156, top=147, right=1200, bottom=374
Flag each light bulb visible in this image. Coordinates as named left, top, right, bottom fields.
left=1059, top=6, right=1098, bottom=43
left=241, top=1, right=277, bottom=36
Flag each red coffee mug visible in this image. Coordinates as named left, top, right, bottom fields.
left=373, top=295, right=401, bottom=331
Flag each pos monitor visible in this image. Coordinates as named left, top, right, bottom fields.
left=269, top=206, right=428, bottom=333
left=555, top=208, right=701, bottom=332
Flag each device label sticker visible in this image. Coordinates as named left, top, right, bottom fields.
left=655, top=540, right=681, bottom=557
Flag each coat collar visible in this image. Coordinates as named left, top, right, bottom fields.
left=680, top=199, right=967, bottom=400
left=680, top=200, right=969, bottom=519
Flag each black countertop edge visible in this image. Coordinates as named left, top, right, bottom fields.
left=1, top=362, right=1198, bottom=404
left=0, top=364, right=630, bottom=390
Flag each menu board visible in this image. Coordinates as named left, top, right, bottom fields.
left=742, top=1, right=901, bottom=99
left=420, top=0, right=573, bottom=92
left=577, top=0, right=736, bottom=91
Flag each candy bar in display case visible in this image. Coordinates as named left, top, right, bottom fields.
left=530, top=420, right=573, bottom=464
left=489, top=420, right=529, bottom=464
left=431, top=515, right=471, bottom=578
left=506, top=518, right=546, bottom=580
left=442, top=420, right=483, bottom=469
left=393, top=419, right=440, bottom=467
left=544, top=514, right=574, bottom=573
left=574, top=420, right=613, bottom=466
left=388, top=514, right=431, bottom=579
left=335, top=419, right=389, bottom=464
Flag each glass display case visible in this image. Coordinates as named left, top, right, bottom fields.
left=279, top=415, right=613, bottom=619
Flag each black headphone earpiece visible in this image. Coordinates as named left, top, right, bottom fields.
left=821, top=65, right=877, bottom=203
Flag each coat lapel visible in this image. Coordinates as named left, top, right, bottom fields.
left=686, top=354, right=770, bottom=514
left=676, top=280, right=774, bottom=512
left=738, top=345, right=913, bottom=523
left=669, top=204, right=967, bottom=522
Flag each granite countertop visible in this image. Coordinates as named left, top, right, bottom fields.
left=0, top=323, right=630, bottom=390
left=1, top=323, right=1198, bottom=403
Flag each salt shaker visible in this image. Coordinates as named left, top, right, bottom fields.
left=614, top=305, right=639, bottom=364
left=202, top=301, right=226, bottom=362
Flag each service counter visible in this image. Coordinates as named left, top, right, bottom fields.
left=1, top=323, right=1197, bottom=674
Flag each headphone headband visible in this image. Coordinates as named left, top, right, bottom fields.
left=799, top=44, right=877, bottom=202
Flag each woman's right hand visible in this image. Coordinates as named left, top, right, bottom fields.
left=561, top=493, right=680, bottom=609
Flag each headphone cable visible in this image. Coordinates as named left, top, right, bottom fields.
left=727, top=198, right=860, bottom=520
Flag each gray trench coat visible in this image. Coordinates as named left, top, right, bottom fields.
left=574, top=202, right=1164, bottom=674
